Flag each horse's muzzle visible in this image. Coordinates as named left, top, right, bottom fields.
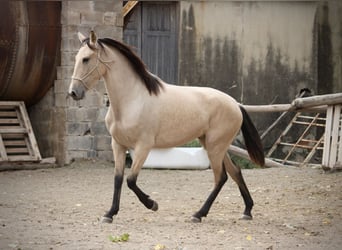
left=68, top=87, right=85, bottom=101
left=68, top=80, right=85, bottom=101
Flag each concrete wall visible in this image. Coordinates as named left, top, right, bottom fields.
left=29, top=1, right=122, bottom=165
left=179, top=0, right=342, bottom=147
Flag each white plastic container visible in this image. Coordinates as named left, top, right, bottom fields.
left=129, top=147, right=210, bottom=170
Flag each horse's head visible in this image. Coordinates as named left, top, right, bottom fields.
left=68, top=31, right=105, bottom=100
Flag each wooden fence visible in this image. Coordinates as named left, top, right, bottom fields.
left=229, top=93, right=342, bottom=171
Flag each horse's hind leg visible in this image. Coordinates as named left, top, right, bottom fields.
left=223, top=153, right=254, bottom=220
left=192, top=151, right=227, bottom=223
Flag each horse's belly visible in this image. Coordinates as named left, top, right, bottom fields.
left=154, top=113, right=207, bottom=147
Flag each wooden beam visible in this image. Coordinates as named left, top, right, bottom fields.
left=122, top=1, right=138, bottom=17
left=228, top=145, right=286, bottom=168
left=243, top=104, right=327, bottom=113
left=292, top=93, right=342, bottom=109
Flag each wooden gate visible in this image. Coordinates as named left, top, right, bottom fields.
left=124, top=1, right=178, bottom=84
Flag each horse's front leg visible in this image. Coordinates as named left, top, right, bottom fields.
left=102, top=141, right=127, bottom=223
left=127, top=145, right=158, bottom=211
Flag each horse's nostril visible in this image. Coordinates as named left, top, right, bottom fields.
left=70, top=90, right=77, bottom=98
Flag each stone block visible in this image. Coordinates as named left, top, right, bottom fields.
left=103, top=12, right=115, bottom=25
left=68, top=1, right=92, bottom=12
left=67, top=122, right=91, bottom=136
left=84, top=108, right=98, bottom=122
left=81, top=12, right=104, bottom=25
left=93, top=1, right=115, bottom=12
left=66, top=150, right=88, bottom=163
left=98, top=150, right=114, bottom=162
left=62, top=25, right=79, bottom=38
left=54, top=79, right=70, bottom=94
left=79, top=91, right=102, bottom=107
left=61, top=51, right=77, bottom=66
left=91, top=122, right=109, bottom=135
left=66, top=10, right=81, bottom=25
left=87, top=150, right=97, bottom=158
left=67, top=135, right=94, bottom=150
left=97, top=108, right=108, bottom=122
left=61, top=37, right=82, bottom=52
left=67, top=107, right=86, bottom=122
left=56, top=66, right=73, bottom=81
left=95, top=136, right=112, bottom=150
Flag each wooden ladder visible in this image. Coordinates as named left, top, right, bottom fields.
left=266, top=112, right=325, bottom=166
left=0, top=101, right=41, bottom=163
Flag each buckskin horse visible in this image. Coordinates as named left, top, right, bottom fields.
left=68, top=31, right=265, bottom=223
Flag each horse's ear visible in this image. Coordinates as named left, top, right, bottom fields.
left=89, top=30, right=97, bottom=46
left=78, top=32, right=87, bottom=43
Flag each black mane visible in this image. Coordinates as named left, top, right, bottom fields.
left=84, top=37, right=163, bottom=96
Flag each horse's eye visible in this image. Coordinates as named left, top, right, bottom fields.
left=82, top=57, right=90, bottom=64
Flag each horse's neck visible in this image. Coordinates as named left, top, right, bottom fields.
left=102, top=59, right=148, bottom=121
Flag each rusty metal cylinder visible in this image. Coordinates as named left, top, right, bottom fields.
left=0, top=1, right=61, bottom=106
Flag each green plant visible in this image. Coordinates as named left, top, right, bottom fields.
left=181, top=139, right=201, bottom=147
left=109, top=233, right=130, bottom=243
left=230, top=154, right=262, bottom=169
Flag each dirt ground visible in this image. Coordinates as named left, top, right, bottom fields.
left=0, top=160, right=341, bottom=250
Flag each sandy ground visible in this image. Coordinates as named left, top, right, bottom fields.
left=0, top=160, right=341, bottom=250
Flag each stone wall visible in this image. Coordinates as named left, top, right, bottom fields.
left=29, top=1, right=122, bottom=165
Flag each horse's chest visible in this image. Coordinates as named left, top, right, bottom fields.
left=111, top=123, right=138, bottom=147
left=105, top=110, right=141, bottom=147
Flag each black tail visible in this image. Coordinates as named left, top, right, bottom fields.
left=239, top=106, right=265, bottom=166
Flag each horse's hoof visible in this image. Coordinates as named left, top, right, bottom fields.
left=101, top=216, right=113, bottom=223
left=191, top=216, right=202, bottom=223
left=151, top=201, right=158, bottom=211
left=240, top=214, right=253, bottom=220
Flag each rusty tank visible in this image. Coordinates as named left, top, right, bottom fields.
left=0, top=1, right=61, bottom=106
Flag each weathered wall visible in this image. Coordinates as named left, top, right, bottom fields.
left=179, top=1, right=342, bottom=147
left=29, top=1, right=122, bottom=165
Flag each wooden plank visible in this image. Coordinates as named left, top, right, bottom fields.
left=6, top=147, right=29, bottom=154
left=0, top=118, right=20, bottom=124
left=322, top=106, right=333, bottom=167
left=0, top=111, right=17, bottom=117
left=0, top=160, right=57, bottom=171
left=329, top=105, right=341, bottom=167
left=266, top=113, right=300, bottom=158
left=2, top=134, right=26, bottom=140
left=228, top=145, right=286, bottom=168
left=3, top=140, right=26, bottom=146
left=338, top=120, right=342, bottom=163
left=18, top=102, right=41, bottom=160
left=3, top=140, right=25, bottom=147
left=292, top=93, right=342, bottom=109
left=303, top=134, right=325, bottom=165
left=0, top=128, right=26, bottom=133
left=283, top=113, right=321, bottom=163
left=0, top=136, right=8, bottom=161
left=4, top=155, right=40, bottom=162
left=243, top=104, right=327, bottom=113
left=279, top=142, right=318, bottom=150
left=122, top=1, right=138, bottom=17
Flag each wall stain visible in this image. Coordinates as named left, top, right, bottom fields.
left=317, top=2, right=333, bottom=94
left=178, top=4, right=327, bottom=149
